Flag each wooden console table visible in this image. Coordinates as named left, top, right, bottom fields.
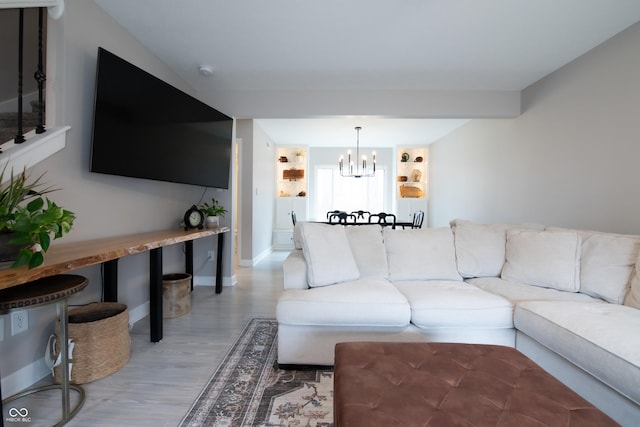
left=0, top=227, right=229, bottom=342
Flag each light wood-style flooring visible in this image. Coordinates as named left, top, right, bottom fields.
left=5, top=251, right=288, bottom=427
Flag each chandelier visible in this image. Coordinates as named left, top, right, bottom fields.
left=339, top=126, right=376, bottom=178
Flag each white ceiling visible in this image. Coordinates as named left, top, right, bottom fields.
left=92, top=0, right=640, bottom=147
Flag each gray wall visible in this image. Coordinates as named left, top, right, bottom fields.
left=429, top=21, right=640, bottom=235
left=251, top=123, right=276, bottom=259
left=237, top=119, right=275, bottom=265
left=1, top=0, right=235, bottom=389
left=237, top=119, right=254, bottom=264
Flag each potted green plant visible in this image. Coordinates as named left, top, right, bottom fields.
left=198, top=198, right=227, bottom=228
left=0, top=167, right=75, bottom=269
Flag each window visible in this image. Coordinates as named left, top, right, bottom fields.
left=314, top=166, right=386, bottom=220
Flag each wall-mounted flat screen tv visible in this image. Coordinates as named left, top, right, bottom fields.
left=90, top=47, right=233, bottom=189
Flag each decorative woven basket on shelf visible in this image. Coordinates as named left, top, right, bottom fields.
left=53, top=302, right=130, bottom=384
left=399, top=185, right=424, bottom=198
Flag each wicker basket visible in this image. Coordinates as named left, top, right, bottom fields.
left=53, top=302, right=130, bottom=384
left=399, top=185, right=424, bottom=198
left=163, top=273, right=191, bottom=318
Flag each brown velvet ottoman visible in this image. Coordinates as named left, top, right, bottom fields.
left=334, top=342, right=618, bottom=427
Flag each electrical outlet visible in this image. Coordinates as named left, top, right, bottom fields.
left=11, top=310, right=28, bottom=336
left=207, top=251, right=215, bottom=261
left=0, top=317, right=4, bottom=342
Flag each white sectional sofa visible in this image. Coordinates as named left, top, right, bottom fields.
left=276, top=219, right=640, bottom=426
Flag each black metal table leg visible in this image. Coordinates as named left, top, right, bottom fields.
left=1, top=371, right=4, bottom=427
left=103, top=259, right=118, bottom=302
left=149, top=247, right=163, bottom=342
left=215, top=233, right=224, bottom=294
left=185, top=241, right=194, bottom=291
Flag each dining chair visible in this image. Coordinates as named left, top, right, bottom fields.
left=351, top=210, right=371, bottom=221
left=411, top=210, right=424, bottom=229
left=368, top=212, right=397, bottom=228
left=399, top=210, right=425, bottom=229
left=400, top=210, right=425, bottom=229
left=327, top=210, right=346, bottom=219
left=329, top=212, right=357, bottom=224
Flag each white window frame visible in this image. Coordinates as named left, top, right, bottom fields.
left=313, top=164, right=387, bottom=220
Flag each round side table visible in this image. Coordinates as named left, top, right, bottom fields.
left=0, top=274, right=89, bottom=427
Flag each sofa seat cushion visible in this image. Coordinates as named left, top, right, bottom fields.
left=392, top=281, right=513, bottom=329
left=468, top=277, right=604, bottom=305
left=276, top=278, right=410, bottom=327
left=515, top=300, right=640, bottom=404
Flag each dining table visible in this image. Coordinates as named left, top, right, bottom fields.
left=318, top=220, right=414, bottom=229
left=322, top=211, right=414, bottom=229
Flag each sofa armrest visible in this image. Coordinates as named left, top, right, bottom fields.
left=283, top=249, right=309, bottom=289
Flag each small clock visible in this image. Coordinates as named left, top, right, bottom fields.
left=183, top=205, right=204, bottom=230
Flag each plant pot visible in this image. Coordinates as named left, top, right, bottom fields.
left=205, top=216, right=220, bottom=228
left=0, top=231, right=21, bottom=268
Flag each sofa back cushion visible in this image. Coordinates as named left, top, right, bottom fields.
left=345, top=225, right=388, bottom=278
left=502, top=230, right=581, bottom=292
left=624, top=254, right=640, bottom=309
left=548, top=227, right=640, bottom=304
left=384, top=227, right=462, bottom=281
left=450, top=220, right=510, bottom=278
left=293, top=222, right=303, bottom=249
left=450, top=219, right=545, bottom=278
left=298, top=223, right=360, bottom=287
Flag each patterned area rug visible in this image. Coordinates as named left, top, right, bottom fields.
left=179, top=318, right=334, bottom=427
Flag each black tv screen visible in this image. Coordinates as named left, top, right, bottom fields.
left=90, top=47, right=233, bottom=189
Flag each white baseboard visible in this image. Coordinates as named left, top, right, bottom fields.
left=194, top=275, right=237, bottom=287
left=128, top=301, right=150, bottom=325
left=1, top=300, right=150, bottom=397
left=238, top=247, right=273, bottom=267
left=0, top=357, right=51, bottom=398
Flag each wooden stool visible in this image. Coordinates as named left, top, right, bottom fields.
left=0, top=274, right=89, bottom=427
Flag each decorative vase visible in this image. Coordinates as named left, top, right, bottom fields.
left=205, top=216, right=220, bottom=228
left=0, top=231, right=21, bottom=268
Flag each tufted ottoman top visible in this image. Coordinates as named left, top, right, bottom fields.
left=334, top=342, right=618, bottom=427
